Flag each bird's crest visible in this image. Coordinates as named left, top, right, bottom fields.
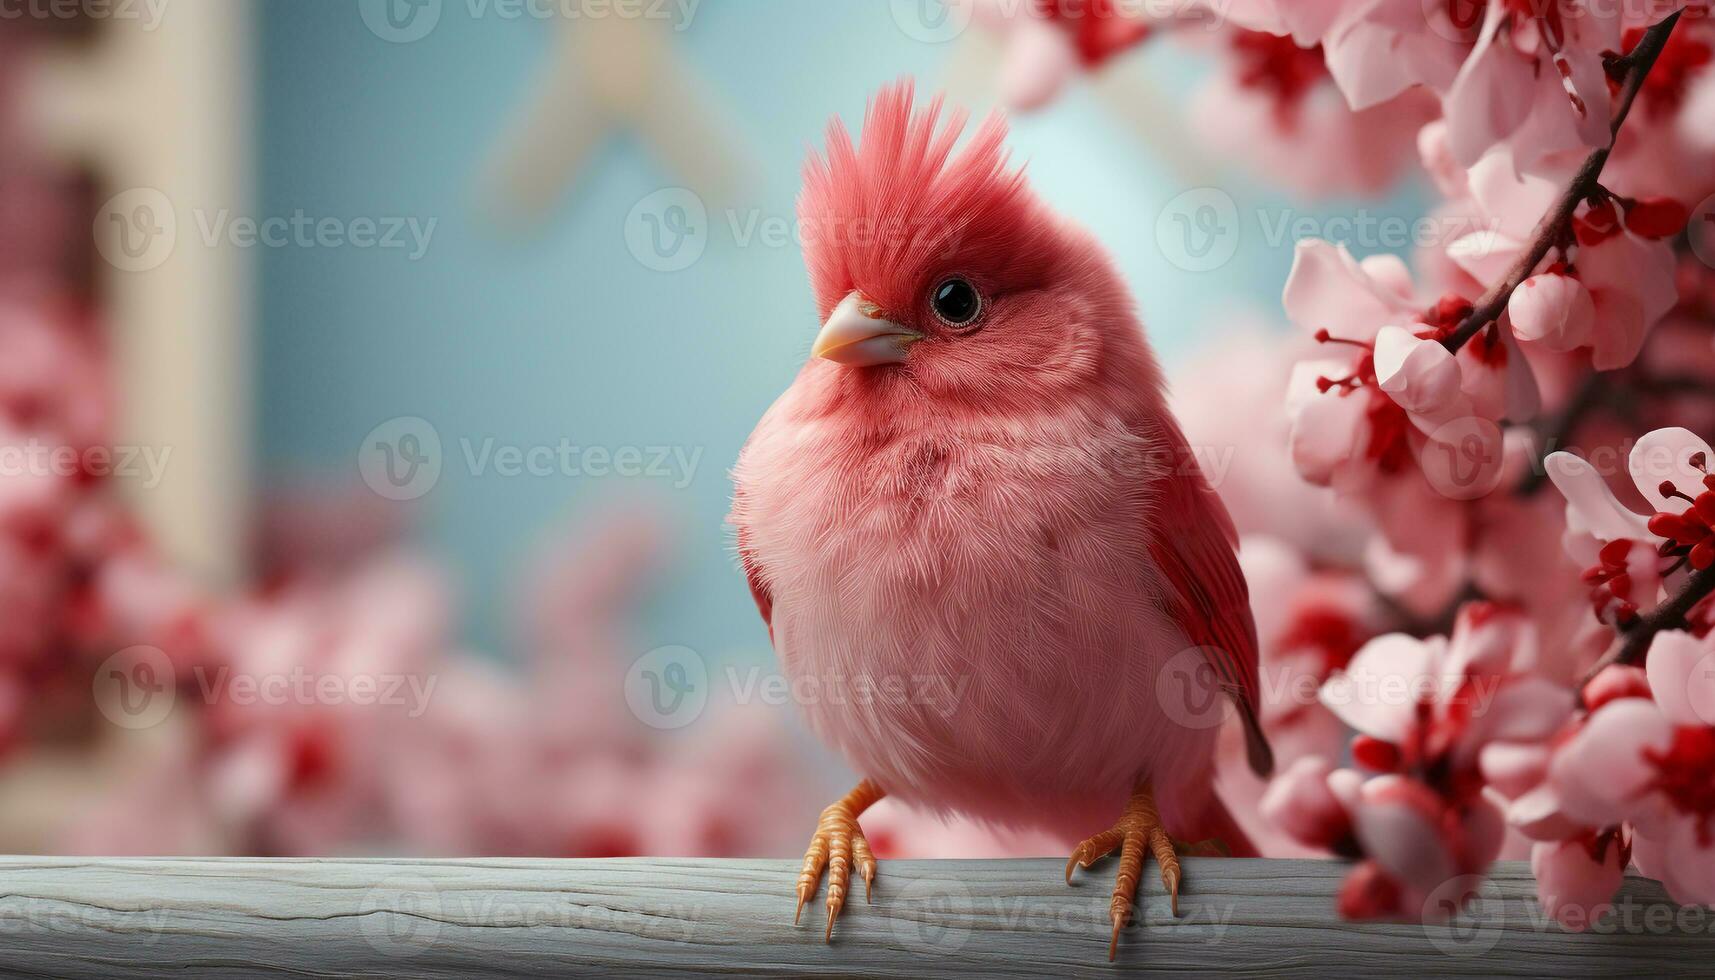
left=797, top=80, right=1039, bottom=320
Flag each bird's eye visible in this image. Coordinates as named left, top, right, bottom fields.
left=930, top=277, right=982, bottom=328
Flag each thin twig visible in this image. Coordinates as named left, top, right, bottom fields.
left=1579, top=563, right=1715, bottom=692
left=1441, top=11, right=1684, bottom=354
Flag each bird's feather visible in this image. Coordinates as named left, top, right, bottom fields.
left=1146, top=447, right=1274, bottom=777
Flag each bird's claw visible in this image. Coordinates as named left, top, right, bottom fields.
left=794, top=791, right=878, bottom=942
left=1065, top=784, right=1183, bottom=961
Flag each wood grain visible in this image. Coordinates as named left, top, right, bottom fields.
left=0, top=857, right=1701, bottom=977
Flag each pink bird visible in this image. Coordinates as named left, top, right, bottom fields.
left=730, top=81, right=1272, bottom=959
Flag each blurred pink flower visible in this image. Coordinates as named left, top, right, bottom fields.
left=1191, top=29, right=1436, bottom=198
left=1547, top=632, right=1715, bottom=906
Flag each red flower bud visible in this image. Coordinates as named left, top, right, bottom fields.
left=1582, top=664, right=1650, bottom=711
left=1624, top=198, right=1690, bottom=239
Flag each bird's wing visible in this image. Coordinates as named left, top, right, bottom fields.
left=733, top=490, right=774, bottom=645
left=1148, top=446, right=1274, bottom=777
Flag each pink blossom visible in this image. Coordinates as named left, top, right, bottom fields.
left=966, top=0, right=1153, bottom=110
left=1509, top=272, right=1596, bottom=351
left=1531, top=835, right=1630, bottom=932
left=1547, top=426, right=1715, bottom=625
left=1544, top=631, right=1715, bottom=906
left=1260, top=756, right=1354, bottom=851
left=1190, top=29, right=1436, bottom=198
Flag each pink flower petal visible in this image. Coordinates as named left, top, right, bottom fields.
left=1467, top=677, right=1575, bottom=747
left=1506, top=783, right=1583, bottom=841
left=1645, top=630, right=1715, bottom=729
left=1544, top=451, right=1652, bottom=542
left=1444, top=4, right=1535, bottom=166
left=1550, top=698, right=1674, bottom=827
left=1580, top=233, right=1677, bottom=369
left=1634, top=818, right=1715, bottom=907
left=1260, top=756, right=1352, bottom=850
left=1480, top=742, right=1551, bottom=799
left=1628, top=427, right=1715, bottom=514
left=1532, top=838, right=1625, bottom=932
left=1283, top=240, right=1410, bottom=341
left=999, top=16, right=1076, bottom=111
left=1509, top=274, right=1595, bottom=350
left=1374, top=325, right=1463, bottom=416
left=1353, top=775, right=1456, bottom=894
left=1322, top=634, right=1445, bottom=742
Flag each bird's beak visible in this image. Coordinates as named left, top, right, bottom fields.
left=811, top=292, right=922, bottom=367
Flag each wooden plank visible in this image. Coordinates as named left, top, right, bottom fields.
left=0, top=857, right=1701, bottom=978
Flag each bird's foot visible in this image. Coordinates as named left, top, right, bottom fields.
left=1064, top=782, right=1182, bottom=961
left=795, top=778, right=884, bottom=941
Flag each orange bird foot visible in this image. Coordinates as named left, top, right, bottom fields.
left=794, top=778, right=884, bottom=942
left=1065, top=782, right=1182, bottom=961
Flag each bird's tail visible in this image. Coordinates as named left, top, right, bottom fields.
left=1181, top=792, right=1257, bottom=858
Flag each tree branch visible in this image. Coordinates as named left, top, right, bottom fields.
left=1441, top=11, right=1684, bottom=354
left=1580, top=562, right=1715, bottom=692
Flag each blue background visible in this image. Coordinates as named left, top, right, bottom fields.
left=256, top=0, right=1422, bottom=658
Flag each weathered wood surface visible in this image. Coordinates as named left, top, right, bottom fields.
left=0, top=856, right=1703, bottom=977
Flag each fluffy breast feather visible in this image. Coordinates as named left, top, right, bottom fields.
left=730, top=383, right=1220, bottom=833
